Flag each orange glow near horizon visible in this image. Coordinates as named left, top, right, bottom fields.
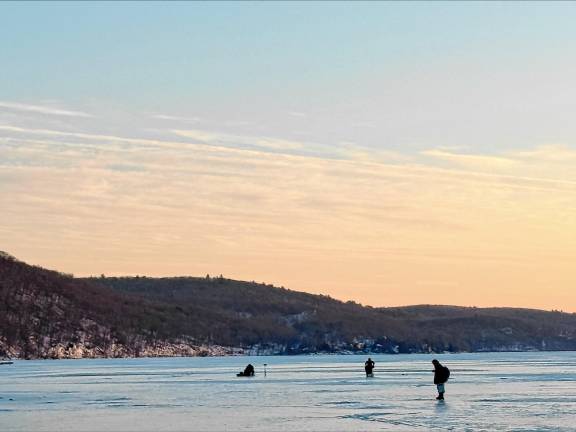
left=2, top=125, right=575, bottom=312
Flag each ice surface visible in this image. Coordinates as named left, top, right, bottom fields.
left=1, top=352, right=575, bottom=431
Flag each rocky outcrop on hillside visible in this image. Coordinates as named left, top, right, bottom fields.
left=0, top=336, right=236, bottom=360
left=0, top=252, right=238, bottom=359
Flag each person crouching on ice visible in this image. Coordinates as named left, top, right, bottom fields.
left=432, top=359, right=450, bottom=400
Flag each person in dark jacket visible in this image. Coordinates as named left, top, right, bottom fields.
left=237, top=363, right=255, bottom=377
left=364, top=357, right=375, bottom=377
left=432, top=359, right=450, bottom=400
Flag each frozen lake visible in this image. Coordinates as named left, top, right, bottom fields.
left=1, top=352, right=575, bottom=431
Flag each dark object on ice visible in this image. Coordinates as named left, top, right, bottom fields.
left=364, top=357, right=375, bottom=377
left=432, top=359, right=450, bottom=400
left=237, top=363, right=255, bottom=377
left=0, top=361, right=13, bottom=365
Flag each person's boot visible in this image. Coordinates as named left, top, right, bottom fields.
left=436, top=392, right=444, bottom=400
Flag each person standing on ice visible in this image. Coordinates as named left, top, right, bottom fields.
left=364, top=357, right=375, bottom=377
left=432, top=359, right=450, bottom=400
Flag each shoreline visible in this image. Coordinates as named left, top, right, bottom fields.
left=4, top=347, right=576, bottom=362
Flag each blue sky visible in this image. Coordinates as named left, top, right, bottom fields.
left=1, top=2, right=576, bottom=310
left=3, top=2, right=576, bottom=151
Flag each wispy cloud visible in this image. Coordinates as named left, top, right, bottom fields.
left=422, top=148, right=520, bottom=170
left=173, top=128, right=305, bottom=151
left=0, top=101, right=93, bottom=118
left=511, top=144, right=576, bottom=162
left=151, top=114, right=201, bottom=123
left=336, top=141, right=411, bottom=163
left=3, top=124, right=576, bottom=191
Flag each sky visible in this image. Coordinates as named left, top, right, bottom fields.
left=1, top=1, right=576, bottom=311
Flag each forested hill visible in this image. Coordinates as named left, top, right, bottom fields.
left=0, top=252, right=232, bottom=359
left=90, top=276, right=576, bottom=353
left=2, top=251, right=576, bottom=359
